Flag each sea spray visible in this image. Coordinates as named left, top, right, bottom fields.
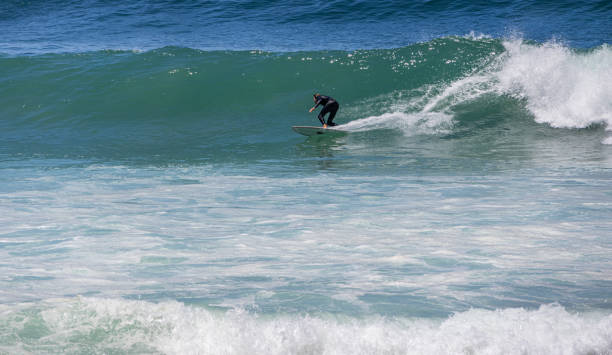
left=496, top=41, right=612, bottom=131
left=339, top=39, right=612, bottom=148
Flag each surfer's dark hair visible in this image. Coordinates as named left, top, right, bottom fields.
left=313, top=93, right=320, bottom=98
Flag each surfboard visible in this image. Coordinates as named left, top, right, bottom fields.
left=292, top=126, right=347, bottom=137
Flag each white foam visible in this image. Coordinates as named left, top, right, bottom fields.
left=340, top=110, right=453, bottom=135
left=9, top=298, right=605, bottom=354
left=344, top=40, right=612, bottom=141
left=340, top=69, right=494, bottom=136
left=497, top=41, right=612, bottom=130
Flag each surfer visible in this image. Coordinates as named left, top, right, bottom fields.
left=309, top=93, right=339, bottom=128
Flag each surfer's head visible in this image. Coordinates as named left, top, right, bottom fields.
left=313, top=93, right=320, bottom=102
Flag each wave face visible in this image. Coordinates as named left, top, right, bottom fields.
left=1, top=37, right=611, bottom=164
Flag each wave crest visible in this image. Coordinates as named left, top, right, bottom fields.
left=497, top=41, right=612, bottom=130
left=344, top=39, right=612, bottom=142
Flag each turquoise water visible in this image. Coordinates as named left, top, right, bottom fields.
left=1, top=1, right=612, bottom=354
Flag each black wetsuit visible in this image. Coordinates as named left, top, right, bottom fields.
left=314, top=95, right=339, bottom=126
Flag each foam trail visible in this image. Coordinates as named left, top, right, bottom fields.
left=340, top=111, right=453, bottom=135
left=339, top=84, right=458, bottom=136
left=421, top=74, right=494, bottom=113
left=339, top=73, right=491, bottom=136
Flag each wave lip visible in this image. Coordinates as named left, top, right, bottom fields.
left=496, top=41, right=612, bottom=131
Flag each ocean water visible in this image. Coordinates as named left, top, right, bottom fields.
left=1, top=1, right=612, bottom=354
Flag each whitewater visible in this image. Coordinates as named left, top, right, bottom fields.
left=342, top=39, right=612, bottom=142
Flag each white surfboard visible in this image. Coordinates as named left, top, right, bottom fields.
left=292, top=126, right=347, bottom=137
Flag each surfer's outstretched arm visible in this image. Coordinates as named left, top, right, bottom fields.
left=309, top=101, right=321, bottom=112
left=309, top=94, right=323, bottom=112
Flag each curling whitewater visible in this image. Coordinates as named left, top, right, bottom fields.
left=341, top=39, right=612, bottom=143
left=1, top=298, right=611, bottom=354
